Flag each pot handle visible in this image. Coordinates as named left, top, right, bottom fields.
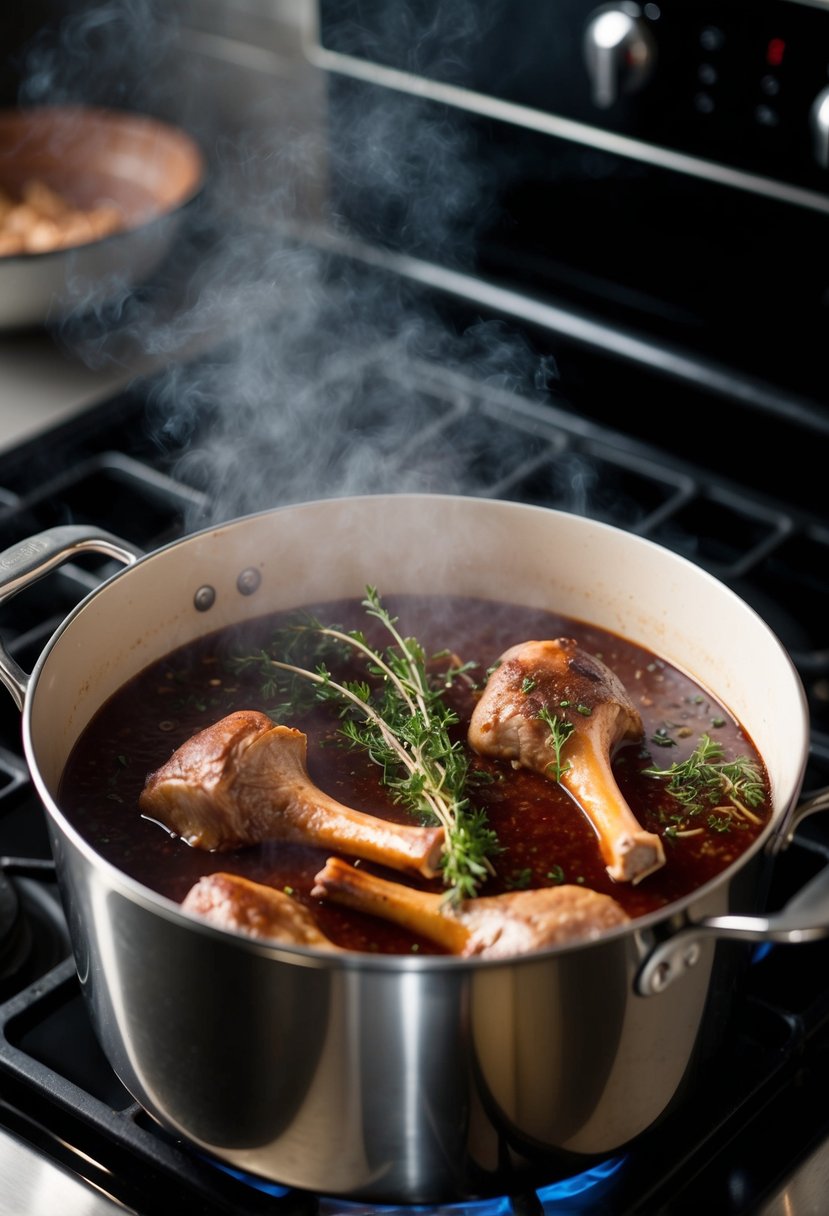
left=0, top=525, right=143, bottom=710
left=636, top=791, right=829, bottom=996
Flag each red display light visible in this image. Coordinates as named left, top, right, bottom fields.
left=766, top=37, right=786, bottom=67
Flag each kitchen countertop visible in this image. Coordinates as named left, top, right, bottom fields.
left=0, top=331, right=149, bottom=453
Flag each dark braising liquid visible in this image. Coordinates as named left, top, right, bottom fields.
left=58, top=595, right=771, bottom=954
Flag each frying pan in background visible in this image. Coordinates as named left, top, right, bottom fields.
left=0, top=105, right=205, bottom=329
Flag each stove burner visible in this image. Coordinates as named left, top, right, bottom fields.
left=0, top=868, right=70, bottom=1000
left=202, top=1148, right=627, bottom=1214
left=0, top=871, right=31, bottom=992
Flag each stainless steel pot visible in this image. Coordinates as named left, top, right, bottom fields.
left=2, top=495, right=828, bottom=1203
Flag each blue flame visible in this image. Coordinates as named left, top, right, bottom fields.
left=207, top=1159, right=292, bottom=1197
left=208, top=1153, right=628, bottom=1213
left=536, top=1155, right=627, bottom=1208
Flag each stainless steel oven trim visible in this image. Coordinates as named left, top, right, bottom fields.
left=305, top=28, right=829, bottom=216
left=0, top=1125, right=125, bottom=1216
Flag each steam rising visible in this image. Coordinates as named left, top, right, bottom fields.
left=14, top=0, right=558, bottom=531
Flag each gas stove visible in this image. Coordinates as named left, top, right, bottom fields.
left=4, top=0, right=829, bottom=1211
left=2, top=249, right=829, bottom=1214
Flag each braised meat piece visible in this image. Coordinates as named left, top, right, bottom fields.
left=140, top=710, right=444, bottom=878
left=183, top=871, right=342, bottom=950
left=312, top=856, right=629, bottom=957
left=468, top=638, right=665, bottom=884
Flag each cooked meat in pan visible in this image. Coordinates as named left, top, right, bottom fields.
left=469, top=638, right=665, bottom=884
left=140, top=710, right=444, bottom=877
left=183, top=870, right=344, bottom=950
left=311, top=855, right=629, bottom=957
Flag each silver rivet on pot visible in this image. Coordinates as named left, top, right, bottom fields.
left=194, top=585, right=216, bottom=612
left=237, top=568, right=261, bottom=596
left=650, top=960, right=673, bottom=994
left=683, top=943, right=701, bottom=970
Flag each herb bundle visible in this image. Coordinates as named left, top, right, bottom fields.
left=229, top=587, right=499, bottom=904
left=643, top=732, right=766, bottom=834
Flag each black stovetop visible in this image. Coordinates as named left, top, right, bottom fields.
left=2, top=255, right=829, bottom=1214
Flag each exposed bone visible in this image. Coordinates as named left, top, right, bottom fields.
left=140, top=710, right=444, bottom=878
left=468, top=638, right=665, bottom=884
left=311, top=856, right=629, bottom=957
left=182, top=871, right=343, bottom=950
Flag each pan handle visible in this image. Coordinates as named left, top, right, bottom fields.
left=636, top=826, right=829, bottom=996
left=0, top=525, right=143, bottom=710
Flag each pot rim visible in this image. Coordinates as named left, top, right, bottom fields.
left=18, top=494, right=811, bottom=970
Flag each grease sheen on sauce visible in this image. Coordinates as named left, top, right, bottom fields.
left=58, top=595, right=772, bottom=955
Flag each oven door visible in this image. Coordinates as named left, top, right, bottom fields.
left=310, top=0, right=829, bottom=412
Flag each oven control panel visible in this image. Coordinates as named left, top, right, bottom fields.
left=314, top=0, right=829, bottom=211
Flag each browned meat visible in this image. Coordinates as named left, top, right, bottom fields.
left=182, top=871, right=342, bottom=950
left=311, top=856, right=629, bottom=957
left=468, top=638, right=665, bottom=884
left=140, top=710, right=444, bottom=878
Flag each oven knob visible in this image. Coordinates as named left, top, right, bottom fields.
left=583, top=3, right=656, bottom=109
left=810, top=86, right=829, bottom=168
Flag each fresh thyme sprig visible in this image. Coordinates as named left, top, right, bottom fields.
left=229, top=587, right=499, bottom=904
left=537, top=707, right=576, bottom=782
left=643, top=732, right=766, bottom=826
